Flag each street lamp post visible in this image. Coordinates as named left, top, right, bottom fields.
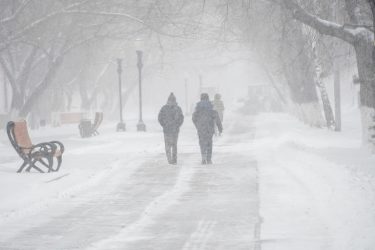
left=185, top=78, right=189, bottom=115
left=116, top=58, right=126, bottom=132
left=199, top=74, right=203, bottom=94
left=136, top=50, right=146, bottom=131
left=334, top=67, right=341, bottom=132
left=3, top=72, right=8, bottom=112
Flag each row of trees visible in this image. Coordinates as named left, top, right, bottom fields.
left=0, top=0, right=199, bottom=120
left=281, top=0, right=375, bottom=141
left=1, top=0, right=375, bottom=144
left=209, top=0, right=374, bottom=141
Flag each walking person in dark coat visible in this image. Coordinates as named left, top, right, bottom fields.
left=158, top=93, right=184, bottom=165
left=192, top=93, right=223, bottom=165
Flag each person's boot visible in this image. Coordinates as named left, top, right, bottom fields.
left=207, top=160, right=212, bottom=164
left=167, top=154, right=172, bottom=164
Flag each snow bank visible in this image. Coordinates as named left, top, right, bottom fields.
left=253, top=112, right=375, bottom=250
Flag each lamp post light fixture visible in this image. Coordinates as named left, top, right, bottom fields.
left=116, top=58, right=126, bottom=132
left=136, top=50, right=146, bottom=132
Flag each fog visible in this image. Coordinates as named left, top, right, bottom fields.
left=0, top=1, right=273, bottom=123
left=1, top=1, right=375, bottom=249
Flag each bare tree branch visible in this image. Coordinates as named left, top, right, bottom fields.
left=0, top=0, right=33, bottom=24
left=283, top=0, right=356, bottom=44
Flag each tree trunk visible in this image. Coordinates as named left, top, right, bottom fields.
left=354, top=39, right=375, bottom=142
left=313, top=46, right=335, bottom=129
left=65, top=91, right=73, bottom=112
left=280, top=19, right=325, bottom=127
left=19, top=56, right=63, bottom=117
left=10, top=90, right=24, bottom=113
left=316, top=78, right=335, bottom=129
left=367, top=0, right=375, bottom=110
left=79, top=80, right=90, bottom=111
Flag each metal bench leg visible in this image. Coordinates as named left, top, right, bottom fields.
left=54, top=156, right=62, bottom=172
left=17, top=161, right=28, bottom=173
left=38, top=157, right=53, bottom=172
left=32, top=165, right=44, bottom=173
left=26, top=159, right=44, bottom=173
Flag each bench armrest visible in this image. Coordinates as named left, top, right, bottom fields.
left=49, top=141, right=65, bottom=154
left=29, top=142, right=56, bottom=158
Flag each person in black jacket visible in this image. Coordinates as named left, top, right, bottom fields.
left=158, top=93, right=184, bottom=164
left=192, top=93, right=223, bottom=164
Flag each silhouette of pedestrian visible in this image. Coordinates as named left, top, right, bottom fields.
left=212, top=93, right=224, bottom=135
left=193, top=93, right=223, bottom=164
left=158, top=93, right=184, bottom=165
left=212, top=93, right=224, bottom=123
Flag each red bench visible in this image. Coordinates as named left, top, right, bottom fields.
left=7, top=120, right=64, bottom=173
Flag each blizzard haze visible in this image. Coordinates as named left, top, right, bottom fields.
left=1, top=1, right=375, bottom=250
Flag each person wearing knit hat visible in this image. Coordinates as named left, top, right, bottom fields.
left=158, top=93, right=184, bottom=165
left=192, top=93, right=223, bottom=164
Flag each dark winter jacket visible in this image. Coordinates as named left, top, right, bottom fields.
left=158, top=100, right=184, bottom=134
left=192, top=100, right=223, bottom=137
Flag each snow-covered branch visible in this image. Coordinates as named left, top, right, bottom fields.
left=0, top=6, right=145, bottom=52
left=283, top=0, right=356, bottom=44
left=0, top=0, right=33, bottom=24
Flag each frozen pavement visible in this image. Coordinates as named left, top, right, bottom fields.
left=0, top=117, right=261, bottom=250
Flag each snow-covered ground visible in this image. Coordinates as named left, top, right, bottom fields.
left=0, top=109, right=374, bottom=249
left=0, top=116, right=259, bottom=249
left=254, top=109, right=375, bottom=250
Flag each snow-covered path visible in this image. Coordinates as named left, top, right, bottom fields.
left=2, top=112, right=374, bottom=250
left=0, top=116, right=260, bottom=250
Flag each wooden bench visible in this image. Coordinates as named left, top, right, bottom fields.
left=60, top=112, right=83, bottom=124
left=7, top=120, right=65, bottom=173
left=78, top=112, right=103, bottom=138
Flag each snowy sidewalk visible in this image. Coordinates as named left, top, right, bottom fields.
left=2, top=112, right=375, bottom=250
left=0, top=116, right=261, bottom=250
left=254, top=112, right=375, bottom=250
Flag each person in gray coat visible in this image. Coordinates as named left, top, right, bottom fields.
left=212, top=93, right=224, bottom=122
left=192, top=93, right=223, bottom=164
left=212, top=93, right=224, bottom=135
left=158, top=93, right=184, bottom=164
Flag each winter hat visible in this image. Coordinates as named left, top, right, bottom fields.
left=200, top=93, right=209, bottom=101
left=167, top=92, right=177, bottom=104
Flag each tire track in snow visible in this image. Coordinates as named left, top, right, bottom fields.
left=86, top=157, right=196, bottom=250
left=182, top=220, right=216, bottom=250
left=223, top=116, right=262, bottom=250
left=253, top=161, right=262, bottom=250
